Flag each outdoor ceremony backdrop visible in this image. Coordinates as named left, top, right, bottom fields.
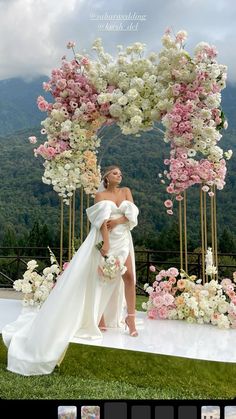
left=0, top=0, right=236, bottom=255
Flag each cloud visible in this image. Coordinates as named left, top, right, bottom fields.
left=0, top=0, right=236, bottom=82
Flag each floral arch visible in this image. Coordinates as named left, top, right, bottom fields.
left=24, top=30, right=236, bottom=328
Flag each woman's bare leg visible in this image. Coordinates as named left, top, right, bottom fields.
left=122, top=254, right=137, bottom=335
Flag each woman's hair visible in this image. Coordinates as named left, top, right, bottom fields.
left=102, top=165, right=121, bottom=189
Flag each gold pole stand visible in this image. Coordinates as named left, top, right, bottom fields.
left=86, top=194, right=90, bottom=236
left=80, top=187, right=84, bottom=244
left=68, top=197, right=72, bottom=261
left=179, top=199, right=183, bottom=271
left=60, top=197, right=64, bottom=270
left=183, top=191, right=188, bottom=274
left=72, top=191, right=75, bottom=256
left=200, top=188, right=205, bottom=283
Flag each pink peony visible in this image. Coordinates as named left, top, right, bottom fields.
left=164, top=199, right=173, bottom=208
left=163, top=293, right=175, bottom=306
left=167, top=267, right=179, bottom=277
left=63, top=262, right=70, bottom=270
left=157, top=306, right=169, bottom=319
left=147, top=308, right=158, bottom=319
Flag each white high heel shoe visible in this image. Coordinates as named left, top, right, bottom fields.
left=125, top=313, right=138, bottom=337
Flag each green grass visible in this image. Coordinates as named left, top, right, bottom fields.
left=136, top=294, right=146, bottom=311
left=1, top=295, right=235, bottom=400
left=1, top=334, right=236, bottom=400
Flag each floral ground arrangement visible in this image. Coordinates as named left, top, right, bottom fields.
left=142, top=265, right=236, bottom=329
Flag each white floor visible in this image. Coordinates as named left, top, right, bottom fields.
left=1, top=298, right=235, bottom=363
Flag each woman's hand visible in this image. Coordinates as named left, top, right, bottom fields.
left=106, top=219, right=118, bottom=231
left=100, top=242, right=109, bottom=257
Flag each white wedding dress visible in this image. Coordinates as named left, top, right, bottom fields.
left=2, top=200, right=139, bottom=376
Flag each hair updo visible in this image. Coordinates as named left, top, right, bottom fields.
left=102, top=165, right=121, bottom=189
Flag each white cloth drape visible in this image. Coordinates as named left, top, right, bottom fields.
left=2, top=200, right=139, bottom=376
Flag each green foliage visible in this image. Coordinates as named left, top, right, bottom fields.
left=219, top=227, right=236, bottom=253
left=0, top=77, right=50, bottom=136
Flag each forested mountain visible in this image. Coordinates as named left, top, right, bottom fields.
left=0, top=124, right=236, bottom=252
left=0, top=77, right=235, bottom=252
left=0, top=77, right=49, bottom=135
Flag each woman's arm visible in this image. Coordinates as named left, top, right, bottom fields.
left=107, top=187, right=134, bottom=230
left=100, top=222, right=109, bottom=256
left=94, top=192, right=110, bottom=255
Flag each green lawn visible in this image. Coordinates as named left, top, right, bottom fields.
left=0, top=295, right=235, bottom=400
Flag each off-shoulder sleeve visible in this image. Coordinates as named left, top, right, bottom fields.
left=123, top=201, right=139, bottom=231
left=86, top=201, right=112, bottom=229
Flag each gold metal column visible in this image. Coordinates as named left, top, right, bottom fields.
left=213, top=186, right=218, bottom=279
left=68, top=197, right=72, bottom=261
left=72, top=191, right=76, bottom=256
left=80, top=187, right=84, bottom=244
left=183, top=191, right=188, bottom=274
left=179, top=199, right=183, bottom=271
left=60, top=197, right=64, bottom=270
left=210, top=186, right=218, bottom=280
left=203, top=190, right=208, bottom=258
left=86, top=194, right=90, bottom=235
left=200, top=188, right=205, bottom=283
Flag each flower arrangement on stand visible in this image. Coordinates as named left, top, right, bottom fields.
left=156, top=29, right=231, bottom=213
left=32, top=46, right=109, bottom=203
left=13, top=248, right=67, bottom=307
left=142, top=265, right=236, bottom=329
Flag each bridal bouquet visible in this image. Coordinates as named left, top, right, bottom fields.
left=95, top=241, right=127, bottom=282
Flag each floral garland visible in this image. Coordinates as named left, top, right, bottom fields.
left=143, top=265, right=236, bottom=329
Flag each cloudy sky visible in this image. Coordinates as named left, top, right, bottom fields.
left=0, top=0, right=236, bottom=83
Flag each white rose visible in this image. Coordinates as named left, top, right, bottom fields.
left=118, top=95, right=128, bottom=106
left=27, top=260, right=38, bottom=270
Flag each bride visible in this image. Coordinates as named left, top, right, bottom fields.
left=2, top=165, right=139, bottom=376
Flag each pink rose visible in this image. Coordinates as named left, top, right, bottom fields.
left=81, top=57, right=90, bottom=66
left=167, top=267, right=179, bottom=277
left=147, top=308, right=158, bottom=319
left=28, top=136, right=37, bottom=144
left=63, top=262, right=70, bottom=270
left=164, top=199, right=173, bottom=208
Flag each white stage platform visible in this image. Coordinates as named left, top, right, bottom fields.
left=0, top=298, right=235, bottom=363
